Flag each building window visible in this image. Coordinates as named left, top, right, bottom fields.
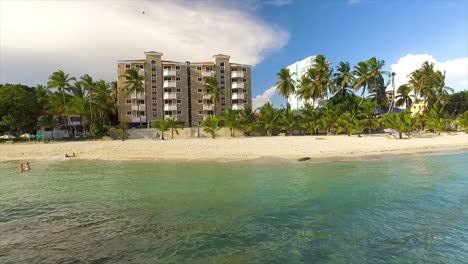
left=220, top=70, right=225, bottom=74
left=126, top=99, right=131, bottom=104
left=151, top=60, right=156, bottom=64
left=198, top=121, right=202, bottom=126
left=125, top=64, right=130, bottom=69
left=198, top=99, right=203, bottom=104
left=220, top=66, right=225, bottom=70
left=220, top=62, right=224, bottom=66
left=221, top=107, right=225, bottom=112
left=152, top=88, right=157, bottom=92
left=243, top=78, right=247, bottom=83
left=221, top=80, right=225, bottom=85
left=197, top=77, right=202, bottom=82
left=243, top=99, right=247, bottom=104
left=243, top=89, right=247, bottom=93
left=138, top=99, right=145, bottom=104
left=152, top=111, right=157, bottom=116
left=221, top=97, right=225, bottom=103
left=176, top=77, right=181, bottom=82
left=152, top=79, right=156, bottom=83
left=135, top=65, right=143, bottom=69
left=242, top=68, right=247, bottom=72
left=197, top=88, right=202, bottom=93
left=176, top=99, right=182, bottom=104
left=197, top=66, right=202, bottom=71
left=177, top=110, right=182, bottom=115
left=151, top=76, right=157, bottom=81
left=176, top=88, right=181, bottom=93
left=221, top=86, right=225, bottom=91
left=151, top=73, right=156, bottom=77
left=140, top=111, right=145, bottom=116
left=126, top=111, right=131, bottom=116
left=163, top=65, right=172, bottom=70
left=176, top=66, right=180, bottom=70
left=198, top=110, right=203, bottom=115
left=152, top=99, right=157, bottom=103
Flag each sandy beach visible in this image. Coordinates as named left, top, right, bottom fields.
left=1, top=133, right=467, bottom=162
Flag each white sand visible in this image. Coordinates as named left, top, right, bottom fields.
left=1, top=133, right=467, bottom=162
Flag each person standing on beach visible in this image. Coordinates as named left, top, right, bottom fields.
left=18, top=164, right=24, bottom=173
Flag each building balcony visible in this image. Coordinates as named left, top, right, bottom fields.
left=138, top=69, right=145, bottom=77
left=203, top=94, right=212, bottom=100
left=163, top=92, right=177, bottom=100
left=232, top=104, right=244, bottom=111
left=163, top=81, right=176, bottom=88
left=164, top=115, right=177, bottom=120
left=202, top=71, right=214, bottom=78
left=163, top=70, right=176, bottom=76
left=131, top=104, right=145, bottom=111
left=130, top=93, right=145, bottom=99
left=203, top=104, right=214, bottom=111
left=231, top=71, right=244, bottom=78
left=231, top=93, right=245, bottom=100
left=203, top=114, right=212, bottom=121
left=164, top=105, right=177, bottom=111
left=232, top=82, right=244, bottom=89
left=131, top=116, right=146, bottom=123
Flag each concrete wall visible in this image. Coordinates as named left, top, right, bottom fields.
left=127, top=127, right=244, bottom=139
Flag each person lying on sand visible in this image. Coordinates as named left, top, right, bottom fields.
left=65, top=153, right=77, bottom=158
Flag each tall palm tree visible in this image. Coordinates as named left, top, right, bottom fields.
left=395, top=84, right=413, bottom=111
left=47, top=70, right=76, bottom=137
left=367, top=57, right=390, bottom=110
left=313, top=55, right=334, bottom=98
left=203, top=77, right=224, bottom=115
left=202, top=116, right=220, bottom=139
left=333, top=61, right=355, bottom=96
left=258, top=102, right=280, bottom=136
left=80, top=74, right=95, bottom=120
left=352, top=61, right=371, bottom=102
left=123, top=68, right=145, bottom=128
left=280, top=103, right=297, bottom=136
left=220, top=108, right=240, bottom=137
left=275, top=68, right=296, bottom=103
left=296, top=69, right=326, bottom=107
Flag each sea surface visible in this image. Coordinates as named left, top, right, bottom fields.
left=0, top=152, right=467, bottom=263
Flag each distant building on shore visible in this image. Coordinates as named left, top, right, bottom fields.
left=117, top=51, right=252, bottom=128
left=285, top=56, right=315, bottom=110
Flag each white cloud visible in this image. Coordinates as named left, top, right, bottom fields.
left=0, top=0, right=288, bottom=85
left=390, top=54, right=468, bottom=93
left=252, top=86, right=277, bottom=109
left=348, top=0, right=362, bottom=5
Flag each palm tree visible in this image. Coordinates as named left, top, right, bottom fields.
left=35, top=84, right=50, bottom=109
left=424, top=105, right=449, bottom=135
left=280, top=103, right=297, bottom=136
left=381, top=111, right=415, bottom=139
left=151, top=119, right=170, bottom=140
left=258, top=102, right=281, bottom=136
left=220, top=108, right=240, bottom=137
left=358, top=100, right=378, bottom=133
left=202, top=116, right=220, bottom=139
left=300, top=103, right=320, bottom=135
left=337, top=112, right=358, bottom=136
left=454, top=111, right=468, bottom=133
left=109, top=81, right=119, bottom=121
left=275, top=68, right=296, bottom=103
left=109, top=122, right=128, bottom=141
left=47, top=70, right=76, bottom=137
left=123, top=68, right=145, bottom=128
left=333, top=61, right=355, bottom=96
left=79, top=74, right=95, bottom=121
left=407, top=69, right=424, bottom=102
left=395, top=84, right=413, bottom=111
left=203, top=77, right=224, bottom=115
left=312, top=55, right=334, bottom=100
left=238, top=105, right=257, bottom=136
left=352, top=61, right=371, bottom=102
left=317, top=104, right=340, bottom=135
left=167, top=118, right=181, bottom=139
left=296, top=69, right=326, bottom=107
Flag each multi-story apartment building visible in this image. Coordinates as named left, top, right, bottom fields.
left=286, top=56, right=316, bottom=110
left=117, top=51, right=252, bottom=128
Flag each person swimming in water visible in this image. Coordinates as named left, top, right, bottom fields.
left=25, top=162, right=30, bottom=171
left=18, top=164, right=24, bottom=173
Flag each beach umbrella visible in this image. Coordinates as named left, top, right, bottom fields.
left=0, top=134, right=16, bottom=139
left=384, top=128, right=398, bottom=134
left=20, top=133, right=31, bottom=138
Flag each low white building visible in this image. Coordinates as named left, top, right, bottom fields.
left=37, top=114, right=86, bottom=139
left=285, top=56, right=317, bottom=110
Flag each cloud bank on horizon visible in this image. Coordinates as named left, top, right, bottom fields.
left=0, top=0, right=288, bottom=85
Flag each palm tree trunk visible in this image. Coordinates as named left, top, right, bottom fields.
left=136, top=91, right=142, bottom=128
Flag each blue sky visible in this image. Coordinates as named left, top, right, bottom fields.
left=251, top=0, right=468, bottom=106
left=1, top=0, right=467, bottom=107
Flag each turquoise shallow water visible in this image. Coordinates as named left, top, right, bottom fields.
left=0, top=152, right=467, bottom=263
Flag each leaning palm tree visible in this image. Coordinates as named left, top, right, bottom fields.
left=275, top=68, right=296, bottom=103
left=79, top=74, right=96, bottom=121
left=313, top=55, right=334, bottom=97
left=296, top=69, right=326, bottom=107
left=352, top=61, right=371, bottom=102
left=395, top=84, right=413, bottom=111
left=151, top=119, right=170, bottom=140
left=220, top=108, right=240, bottom=137
left=333, top=61, right=355, bottom=96
left=202, top=116, right=221, bottom=139
left=47, top=70, right=76, bottom=137
left=167, top=118, right=181, bottom=139
left=454, top=111, right=468, bottom=133
left=203, top=77, right=224, bottom=115
left=123, top=68, right=145, bottom=128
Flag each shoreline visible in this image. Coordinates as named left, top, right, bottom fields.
left=1, top=133, right=467, bottom=163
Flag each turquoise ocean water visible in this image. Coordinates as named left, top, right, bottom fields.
left=0, top=152, right=467, bottom=263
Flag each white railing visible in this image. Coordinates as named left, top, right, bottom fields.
left=131, top=104, right=145, bottom=111
left=231, top=71, right=244, bottom=78
left=164, top=105, right=177, bottom=111
left=203, top=94, right=212, bottom=99
left=164, top=115, right=177, bottom=120
left=163, top=81, right=176, bottom=88
left=203, top=104, right=213, bottom=111
left=130, top=93, right=145, bottom=99
left=232, top=82, right=244, bottom=89
left=163, top=70, right=176, bottom=76
left=202, top=71, right=214, bottom=77
left=131, top=116, right=146, bottom=122
left=163, top=92, right=177, bottom=99
left=232, top=104, right=244, bottom=110
left=231, top=93, right=244, bottom=100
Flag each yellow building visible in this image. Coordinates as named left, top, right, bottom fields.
left=411, top=102, right=427, bottom=116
